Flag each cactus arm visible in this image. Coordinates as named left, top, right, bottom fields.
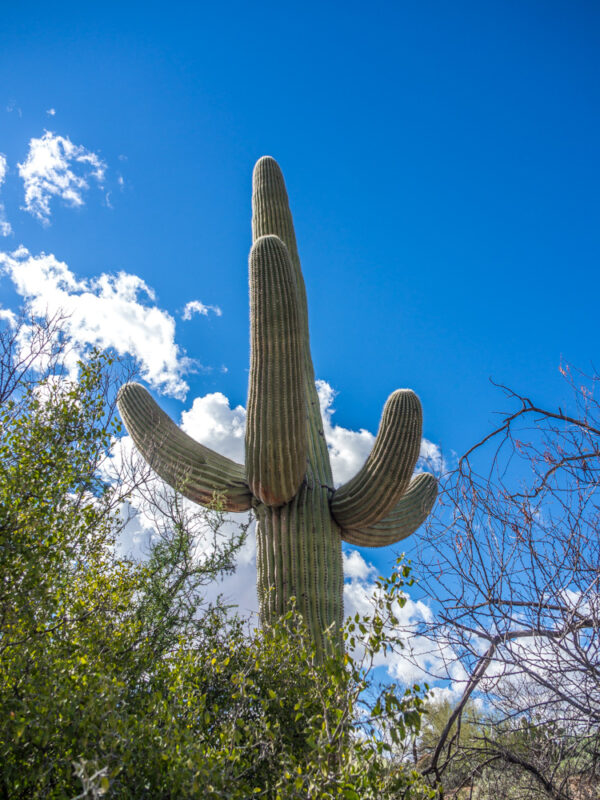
left=339, top=472, right=437, bottom=547
left=246, top=235, right=307, bottom=507
left=331, top=390, right=423, bottom=530
left=117, top=382, right=252, bottom=512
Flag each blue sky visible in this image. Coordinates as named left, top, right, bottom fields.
left=1, top=1, right=598, bottom=686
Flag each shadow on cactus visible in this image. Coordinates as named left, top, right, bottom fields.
left=117, top=157, right=437, bottom=653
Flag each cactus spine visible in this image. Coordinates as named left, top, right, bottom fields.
left=118, top=156, right=437, bottom=653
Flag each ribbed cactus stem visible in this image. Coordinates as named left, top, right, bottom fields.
left=117, top=382, right=252, bottom=512
left=331, top=389, right=423, bottom=530
left=246, top=235, right=307, bottom=507
left=256, top=484, right=343, bottom=649
left=251, top=157, right=332, bottom=491
left=252, top=157, right=308, bottom=339
left=340, top=472, right=437, bottom=547
left=250, top=159, right=343, bottom=652
left=117, top=155, right=438, bottom=655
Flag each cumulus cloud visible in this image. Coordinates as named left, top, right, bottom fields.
left=0, top=154, right=12, bottom=236
left=418, top=436, right=446, bottom=475
left=181, top=392, right=246, bottom=463
left=317, top=380, right=376, bottom=485
left=341, top=559, right=453, bottom=682
left=177, top=379, right=441, bottom=486
left=343, top=549, right=377, bottom=581
left=112, top=385, right=382, bottom=608
left=46, top=108, right=56, bottom=116
left=18, top=131, right=106, bottom=223
left=0, top=247, right=193, bottom=397
left=182, top=300, right=222, bottom=320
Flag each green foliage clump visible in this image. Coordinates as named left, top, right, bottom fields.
left=0, top=343, right=436, bottom=799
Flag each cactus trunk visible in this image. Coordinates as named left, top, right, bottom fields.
left=117, top=156, right=437, bottom=654
left=256, top=484, right=343, bottom=650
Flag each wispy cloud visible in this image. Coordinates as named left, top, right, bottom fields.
left=46, top=108, right=56, bottom=116
left=0, top=154, right=12, bottom=237
left=0, top=307, right=17, bottom=325
left=182, top=299, right=222, bottom=320
left=18, top=131, right=106, bottom=223
left=0, top=247, right=193, bottom=397
left=6, top=102, right=22, bottom=117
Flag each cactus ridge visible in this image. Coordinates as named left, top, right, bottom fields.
left=256, top=482, right=342, bottom=645
left=117, top=156, right=437, bottom=653
left=252, top=158, right=330, bottom=486
left=246, top=235, right=307, bottom=507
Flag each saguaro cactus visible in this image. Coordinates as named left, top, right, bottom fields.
left=118, top=157, right=437, bottom=652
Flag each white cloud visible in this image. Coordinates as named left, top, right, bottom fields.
left=339, top=562, right=471, bottom=697
left=340, top=563, right=457, bottom=685
left=182, top=299, right=222, bottom=320
left=343, top=549, right=377, bottom=581
left=0, top=153, right=12, bottom=237
left=113, top=385, right=384, bottom=618
left=46, top=108, right=56, bottom=116
left=0, top=214, right=11, bottom=238
left=418, top=437, right=446, bottom=475
left=181, top=392, right=246, bottom=462
left=18, top=131, right=106, bottom=223
left=0, top=307, right=16, bottom=326
left=0, top=247, right=192, bottom=397
left=317, top=379, right=376, bottom=486
left=179, top=379, right=440, bottom=484
left=210, top=524, right=259, bottom=613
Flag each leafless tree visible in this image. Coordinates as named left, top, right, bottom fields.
left=0, top=310, right=72, bottom=404
left=404, top=364, right=600, bottom=799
